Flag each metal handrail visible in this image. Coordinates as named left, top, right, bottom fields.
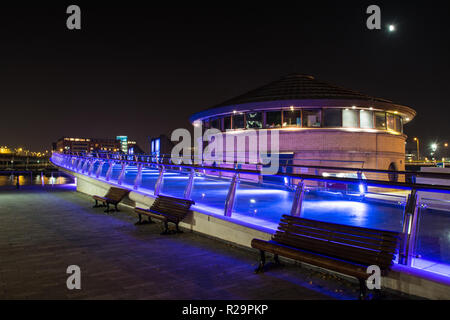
left=53, top=152, right=450, bottom=194
left=61, top=151, right=450, bottom=179
left=51, top=152, right=450, bottom=267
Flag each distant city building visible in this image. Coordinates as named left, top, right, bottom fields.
left=127, top=140, right=145, bottom=155
left=150, top=135, right=174, bottom=159
left=55, top=137, right=121, bottom=153
left=116, top=136, right=128, bottom=153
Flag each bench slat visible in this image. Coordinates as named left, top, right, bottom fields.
left=135, top=195, right=194, bottom=229
left=277, top=222, right=399, bottom=252
left=252, top=239, right=369, bottom=279
left=281, top=215, right=400, bottom=240
left=273, top=231, right=394, bottom=267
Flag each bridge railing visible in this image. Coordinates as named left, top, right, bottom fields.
left=51, top=152, right=450, bottom=277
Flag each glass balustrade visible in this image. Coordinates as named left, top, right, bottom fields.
left=50, top=153, right=450, bottom=279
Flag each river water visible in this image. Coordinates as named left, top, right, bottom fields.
left=0, top=172, right=74, bottom=186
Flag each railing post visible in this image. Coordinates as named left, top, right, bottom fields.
left=81, top=159, right=89, bottom=173
left=133, top=163, right=143, bottom=190
left=88, top=160, right=96, bottom=176
left=224, top=173, right=239, bottom=217
left=184, top=169, right=195, bottom=199
left=290, top=180, right=305, bottom=217
left=357, top=170, right=366, bottom=197
left=117, top=162, right=127, bottom=185
left=77, top=158, right=83, bottom=172
left=154, top=165, right=165, bottom=196
left=400, top=189, right=419, bottom=265
left=105, top=161, right=114, bottom=182
left=96, top=161, right=104, bottom=179
left=406, top=193, right=421, bottom=267
left=65, top=155, right=71, bottom=167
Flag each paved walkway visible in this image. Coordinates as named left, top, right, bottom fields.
left=0, top=185, right=410, bottom=300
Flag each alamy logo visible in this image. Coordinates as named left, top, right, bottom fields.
left=67, top=5, right=81, bottom=30
left=171, top=123, right=280, bottom=175
left=66, top=265, right=81, bottom=290
left=366, top=265, right=381, bottom=290
left=366, top=5, right=381, bottom=30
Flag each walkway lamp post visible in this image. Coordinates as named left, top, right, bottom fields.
left=431, top=143, right=438, bottom=162
left=413, top=137, right=420, bottom=161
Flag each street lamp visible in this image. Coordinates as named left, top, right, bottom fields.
left=413, top=137, right=420, bottom=161
left=431, top=143, right=438, bottom=153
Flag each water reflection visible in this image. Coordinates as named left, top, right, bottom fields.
left=0, top=172, right=73, bottom=186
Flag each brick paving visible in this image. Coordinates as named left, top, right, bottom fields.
left=0, top=185, right=411, bottom=300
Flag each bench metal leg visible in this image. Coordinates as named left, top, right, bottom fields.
left=115, top=204, right=119, bottom=212
left=175, top=223, right=183, bottom=234
left=255, top=250, right=266, bottom=273
left=359, top=279, right=367, bottom=300
left=104, top=203, right=111, bottom=213
left=135, top=214, right=155, bottom=226
left=93, top=200, right=105, bottom=208
left=274, top=254, right=282, bottom=265
left=161, top=221, right=170, bottom=235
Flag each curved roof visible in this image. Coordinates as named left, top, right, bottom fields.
left=190, top=74, right=416, bottom=122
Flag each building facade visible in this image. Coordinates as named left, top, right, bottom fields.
left=190, top=74, right=416, bottom=181
left=55, top=137, right=121, bottom=154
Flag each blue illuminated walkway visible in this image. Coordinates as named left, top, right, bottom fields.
left=53, top=156, right=450, bottom=278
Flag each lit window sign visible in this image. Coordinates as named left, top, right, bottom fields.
left=151, top=138, right=161, bottom=157
left=116, top=136, right=128, bottom=153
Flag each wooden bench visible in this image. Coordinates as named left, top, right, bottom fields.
left=92, top=187, right=130, bottom=213
left=135, top=195, right=195, bottom=235
left=251, top=215, right=401, bottom=299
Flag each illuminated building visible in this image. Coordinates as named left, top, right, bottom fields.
left=190, top=74, right=416, bottom=181
left=55, top=137, right=121, bottom=154
left=116, top=136, right=128, bottom=154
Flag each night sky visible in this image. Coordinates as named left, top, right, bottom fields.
left=0, top=2, right=449, bottom=154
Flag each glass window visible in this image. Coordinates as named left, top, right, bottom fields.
left=223, top=116, right=232, bottom=130
left=233, top=114, right=245, bottom=129
left=203, top=120, right=210, bottom=129
left=210, top=118, right=221, bottom=130
left=323, top=109, right=342, bottom=127
left=283, top=110, right=301, bottom=127
left=395, top=115, right=402, bottom=133
left=375, top=112, right=386, bottom=130
left=302, top=109, right=321, bottom=127
left=266, top=111, right=282, bottom=128
left=360, top=110, right=374, bottom=129
left=246, top=112, right=262, bottom=129
left=386, top=113, right=395, bottom=131
left=342, top=109, right=358, bottom=128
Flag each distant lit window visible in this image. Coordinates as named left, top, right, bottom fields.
left=266, top=111, right=282, bottom=128
left=375, top=112, right=386, bottom=130
left=395, top=115, right=403, bottom=133
left=302, top=109, right=321, bottom=128
left=223, top=116, right=232, bottom=130
left=342, top=109, right=359, bottom=128
left=360, top=110, right=374, bottom=129
left=154, top=139, right=160, bottom=157
left=323, top=109, right=342, bottom=127
left=386, top=113, right=395, bottom=131
left=246, top=112, right=262, bottom=129
left=233, top=114, right=245, bottom=129
left=283, top=110, right=301, bottom=127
